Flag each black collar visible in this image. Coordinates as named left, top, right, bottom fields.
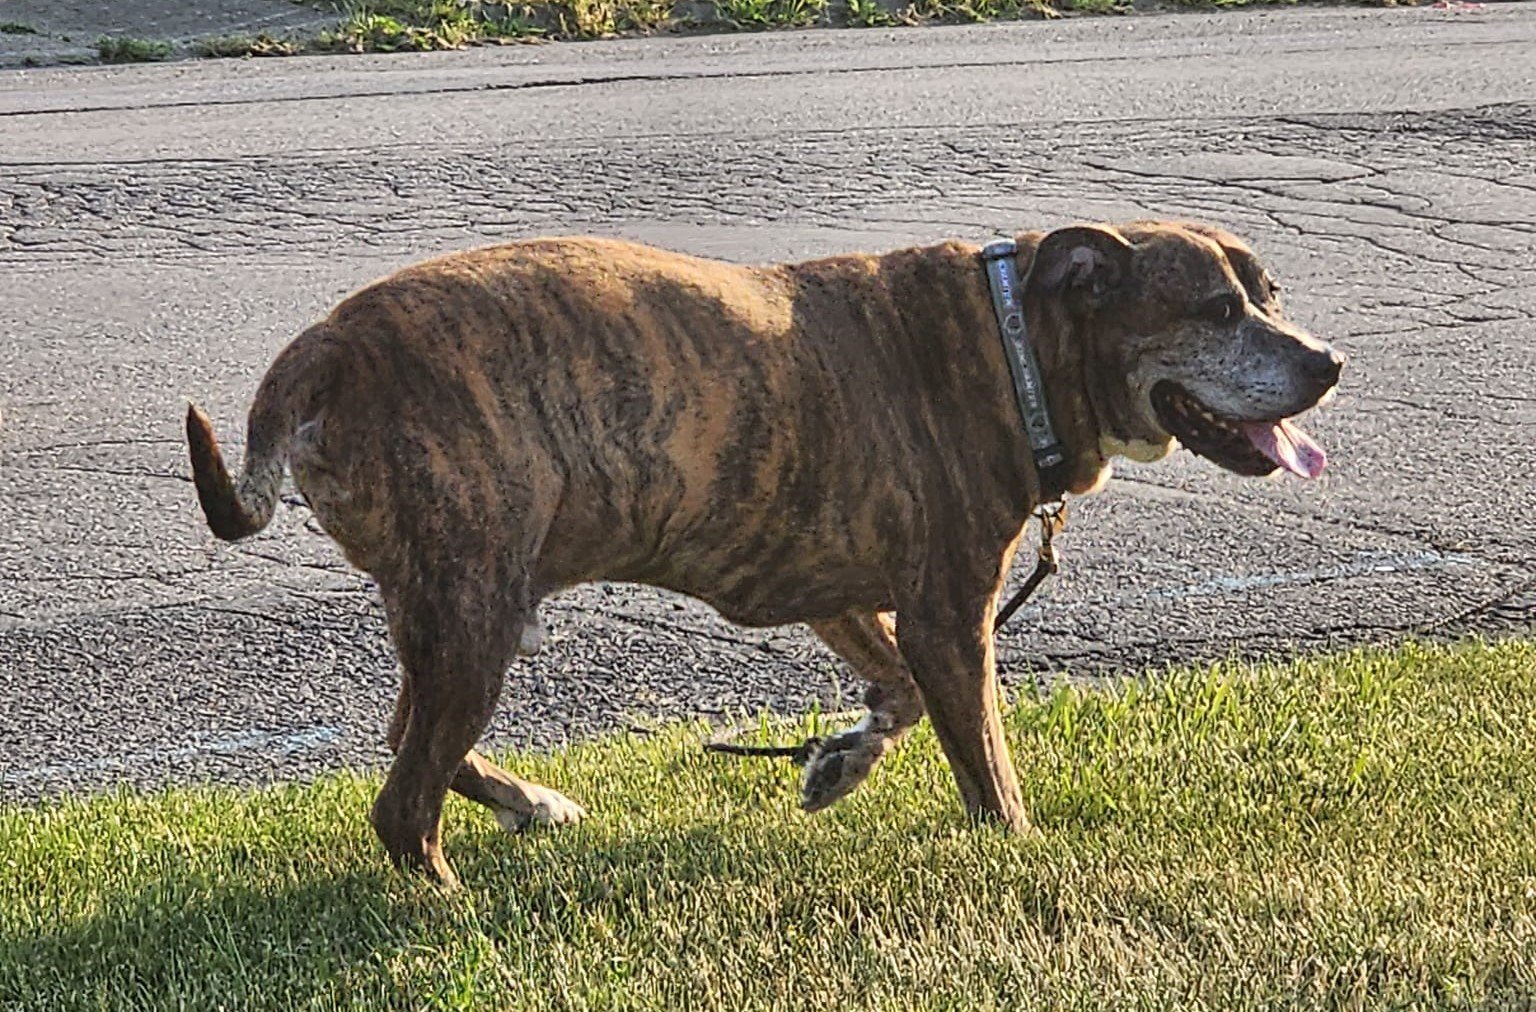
left=981, top=239, right=1066, bottom=483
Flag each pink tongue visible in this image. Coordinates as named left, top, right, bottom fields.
left=1240, top=419, right=1327, bottom=479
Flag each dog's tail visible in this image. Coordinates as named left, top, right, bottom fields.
left=186, top=323, right=339, bottom=542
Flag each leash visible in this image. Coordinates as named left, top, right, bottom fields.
left=705, top=505, right=1067, bottom=764
left=703, top=510, right=1067, bottom=765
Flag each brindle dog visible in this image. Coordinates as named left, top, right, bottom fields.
left=187, top=220, right=1342, bottom=885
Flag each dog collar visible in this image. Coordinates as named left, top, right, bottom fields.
left=981, top=239, right=1066, bottom=477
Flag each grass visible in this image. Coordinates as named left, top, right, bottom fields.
left=712, top=0, right=829, bottom=28
left=195, top=34, right=306, bottom=58
left=315, top=0, right=555, bottom=50
left=0, top=22, right=38, bottom=35
left=167, top=0, right=1416, bottom=55
left=3, top=638, right=1534, bottom=1009
left=95, top=36, right=174, bottom=63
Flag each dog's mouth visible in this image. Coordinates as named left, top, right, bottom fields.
left=1150, top=381, right=1328, bottom=479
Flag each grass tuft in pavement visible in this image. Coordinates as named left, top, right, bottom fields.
left=2, top=638, right=1534, bottom=1009
left=195, top=34, right=306, bottom=58
left=96, top=36, right=175, bottom=63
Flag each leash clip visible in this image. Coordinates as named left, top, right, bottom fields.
left=995, top=500, right=1068, bottom=629
left=1036, top=500, right=1066, bottom=573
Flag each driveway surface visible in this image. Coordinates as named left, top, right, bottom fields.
left=1, top=6, right=1533, bottom=800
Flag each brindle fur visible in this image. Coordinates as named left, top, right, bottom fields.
left=187, top=220, right=1341, bottom=885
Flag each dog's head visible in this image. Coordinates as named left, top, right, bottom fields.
left=1022, top=221, right=1342, bottom=482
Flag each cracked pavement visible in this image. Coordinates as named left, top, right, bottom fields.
left=1, top=7, right=1534, bottom=802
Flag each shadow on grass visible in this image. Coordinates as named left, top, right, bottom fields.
left=6, top=813, right=1070, bottom=1007
left=458, top=810, right=1076, bottom=948
left=0, top=866, right=408, bottom=1008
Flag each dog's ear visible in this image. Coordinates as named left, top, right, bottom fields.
left=1023, top=225, right=1134, bottom=307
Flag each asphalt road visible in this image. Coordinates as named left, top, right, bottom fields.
left=1, top=7, right=1533, bottom=802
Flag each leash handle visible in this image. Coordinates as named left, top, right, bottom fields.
left=704, top=736, right=823, bottom=766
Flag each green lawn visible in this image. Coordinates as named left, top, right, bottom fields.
left=3, top=639, right=1534, bottom=1010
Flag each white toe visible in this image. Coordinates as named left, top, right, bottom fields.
left=494, top=786, right=585, bottom=834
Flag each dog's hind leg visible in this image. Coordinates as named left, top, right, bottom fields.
left=382, top=616, right=584, bottom=853
left=370, top=573, right=530, bottom=886
left=799, top=611, right=924, bottom=812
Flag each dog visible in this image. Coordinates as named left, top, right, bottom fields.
left=186, top=220, right=1342, bottom=885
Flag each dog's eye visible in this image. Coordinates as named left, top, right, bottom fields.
left=1200, top=294, right=1243, bottom=324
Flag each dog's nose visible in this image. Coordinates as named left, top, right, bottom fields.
left=1305, top=347, right=1345, bottom=389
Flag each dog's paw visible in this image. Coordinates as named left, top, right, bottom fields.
left=493, top=784, right=586, bottom=835
left=799, top=731, right=890, bottom=813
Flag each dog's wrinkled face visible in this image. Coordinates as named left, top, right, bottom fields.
left=1027, top=222, right=1343, bottom=479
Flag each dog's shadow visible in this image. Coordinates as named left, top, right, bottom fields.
left=1, top=865, right=406, bottom=1005
left=451, top=804, right=1079, bottom=952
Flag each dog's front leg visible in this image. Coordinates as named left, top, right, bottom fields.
left=897, top=606, right=1032, bottom=834
left=800, top=611, right=924, bottom=812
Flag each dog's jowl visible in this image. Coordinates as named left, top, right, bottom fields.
left=187, top=220, right=1342, bottom=885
